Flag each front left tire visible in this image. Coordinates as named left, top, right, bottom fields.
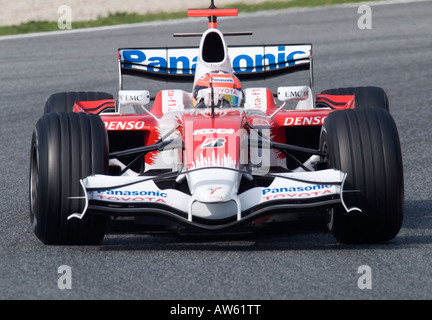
left=320, top=108, right=404, bottom=243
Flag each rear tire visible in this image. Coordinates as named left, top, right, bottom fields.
left=321, top=86, right=389, bottom=111
left=30, top=112, right=109, bottom=245
left=320, top=108, right=403, bottom=243
left=44, top=91, right=114, bottom=113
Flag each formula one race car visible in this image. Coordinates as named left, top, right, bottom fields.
left=30, top=1, right=404, bottom=245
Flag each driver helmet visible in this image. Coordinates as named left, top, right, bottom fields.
left=193, top=71, right=243, bottom=108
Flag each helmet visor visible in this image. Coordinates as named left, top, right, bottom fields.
left=222, top=92, right=242, bottom=108
left=194, top=88, right=243, bottom=108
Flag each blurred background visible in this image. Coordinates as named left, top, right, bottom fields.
left=0, top=0, right=270, bottom=26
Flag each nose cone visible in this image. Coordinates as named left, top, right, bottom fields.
left=187, top=168, right=242, bottom=220
left=187, top=168, right=241, bottom=203
left=194, top=185, right=232, bottom=202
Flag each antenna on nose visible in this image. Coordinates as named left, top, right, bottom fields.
left=210, top=78, right=215, bottom=118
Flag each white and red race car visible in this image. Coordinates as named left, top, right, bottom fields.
left=30, top=2, right=404, bottom=245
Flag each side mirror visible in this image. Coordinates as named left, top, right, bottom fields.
left=118, top=90, right=150, bottom=113
left=277, top=86, right=310, bottom=102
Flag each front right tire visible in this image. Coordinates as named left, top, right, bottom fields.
left=30, top=112, right=109, bottom=245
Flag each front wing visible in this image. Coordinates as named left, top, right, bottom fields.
left=68, top=169, right=361, bottom=232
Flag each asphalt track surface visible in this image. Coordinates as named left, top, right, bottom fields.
left=1, top=1, right=432, bottom=301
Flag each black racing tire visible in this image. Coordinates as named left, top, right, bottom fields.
left=44, top=91, right=114, bottom=113
left=320, top=108, right=404, bottom=244
left=321, top=86, right=389, bottom=111
left=30, top=112, right=109, bottom=245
